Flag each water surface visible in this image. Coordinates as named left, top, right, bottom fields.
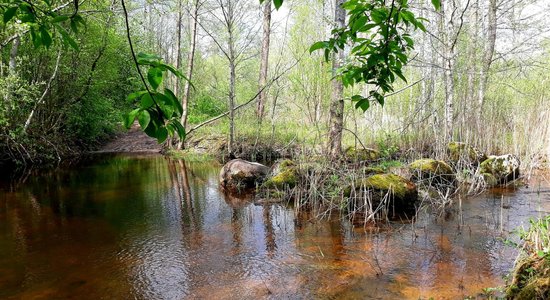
left=1, top=155, right=549, bottom=299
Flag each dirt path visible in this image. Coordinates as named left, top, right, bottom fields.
left=94, top=123, right=162, bottom=154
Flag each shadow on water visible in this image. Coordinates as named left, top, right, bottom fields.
left=0, top=154, right=549, bottom=299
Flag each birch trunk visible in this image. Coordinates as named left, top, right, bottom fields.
left=327, top=0, right=346, bottom=159
left=9, top=36, right=20, bottom=73
left=256, top=0, right=271, bottom=119
left=178, top=0, right=199, bottom=149
left=478, top=0, right=497, bottom=121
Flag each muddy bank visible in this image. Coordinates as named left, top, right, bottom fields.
left=94, top=123, right=162, bottom=154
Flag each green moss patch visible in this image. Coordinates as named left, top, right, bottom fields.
left=344, top=146, right=381, bottom=162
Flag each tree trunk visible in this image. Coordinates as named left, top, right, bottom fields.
left=441, top=0, right=456, bottom=142
left=327, top=0, right=346, bottom=159
left=174, top=0, right=183, bottom=97
left=478, top=0, right=497, bottom=121
left=228, top=4, right=236, bottom=157
left=178, top=0, right=199, bottom=149
left=256, top=0, right=271, bottom=120
left=9, top=36, right=20, bottom=73
left=24, top=51, right=62, bottom=133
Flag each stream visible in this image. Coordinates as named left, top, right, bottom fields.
left=0, top=154, right=549, bottom=299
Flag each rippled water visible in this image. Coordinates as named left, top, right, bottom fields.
left=0, top=154, right=549, bottom=299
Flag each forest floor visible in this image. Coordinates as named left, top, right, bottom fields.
left=94, top=123, right=162, bottom=154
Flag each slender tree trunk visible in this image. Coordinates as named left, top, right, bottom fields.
left=174, top=0, right=183, bottom=97
left=177, top=0, right=199, bottom=149
left=24, top=51, right=62, bottom=133
left=256, top=0, right=271, bottom=119
left=327, top=0, right=346, bottom=159
left=478, top=0, right=497, bottom=121
left=441, top=0, right=456, bottom=142
left=228, top=4, right=236, bottom=157
left=9, top=36, right=20, bottom=73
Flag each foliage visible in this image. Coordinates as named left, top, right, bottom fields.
left=512, top=216, right=550, bottom=260
left=310, top=0, right=439, bottom=111
left=1, top=0, right=81, bottom=50
left=123, top=53, right=187, bottom=143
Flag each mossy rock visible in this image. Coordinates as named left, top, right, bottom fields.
left=363, top=166, right=385, bottom=175
left=344, top=146, right=381, bottom=162
left=344, top=173, right=418, bottom=213
left=480, top=154, right=520, bottom=185
left=513, top=277, right=550, bottom=300
left=481, top=172, right=499, bottom=187
left=263, top=159, right=298, bottom=189
left=409, top=159, right=455, bottom=185
left=507, top=257, right=550, bottom=299
left=447, top=142, right=486, bottom=164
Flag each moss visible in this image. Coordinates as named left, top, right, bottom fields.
left=345, top=174, right=416, bottom=200
left=263, top=159, right=298, bottom=189
left=514, top=277, right=550, bottom=300
left=447, top=142, right=486, bottom=163
left=507, top=257, right=550, bottom=300
left=482, top=172, right=499, bottom=187
left=264, top=169, right=297, bottom=189
left=344, top=146, right=381, bottom=162
left=363, top=166, right=385, bottom=174
left=344, top=173, right=418, bottom=213
left=410, top=159, right=453, bottom=175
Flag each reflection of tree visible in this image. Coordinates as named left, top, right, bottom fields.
left=263, top=206, right=277, bottom=257
left=168, top=158, right=197, bottom=230
left=231, top=208, right=242, bottom=250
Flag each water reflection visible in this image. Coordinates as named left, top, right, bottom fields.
left=0, top=155, right=549, bottom=299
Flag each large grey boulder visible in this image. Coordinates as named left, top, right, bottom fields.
left=219, top=159, right=270, bottom=190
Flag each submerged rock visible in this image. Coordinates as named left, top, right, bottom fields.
left=344, top=146, right=381, bottom=162
left=219, top=159, right=269, bottom=190
left=263, top=159, right=298, bottom=189
left=409, top=158, right=455, bottom=185
left=447, top=142, right=486, bottom=165
left=345, top=173, right=418, bottom=213
left=479, top=154, right=520, bottom=185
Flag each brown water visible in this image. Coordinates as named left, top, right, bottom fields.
left=0, top=155, right=549, bottom=299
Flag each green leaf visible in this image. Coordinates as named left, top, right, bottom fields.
left=354, top=98, right=370, bottom=111
left=164, top=88, right=183, bottom=116
left=431, top=0, right=441, bottom=10
left=138, top=110, right=151, bottom=129
left=309, top=41, right=327, bottom=53
left=3, top=7, right=18, bottom=23
left=273, top=0, right=283, bottom=10
left=137, top=52, right=162, bottom=65
left=160, top=63, right=194, bottom=89
left=30, top=28, right=41, bottom=49
left=54, top=23, right=79, bottom=51
left=127, top=90, right=147, bottom=102
left=40, top=26, right=52, bottom=48
left=70, top=19, right=78, bottom=33
left=371, top=8, right=387, bottom=24
left=140, top=93, right=154, bottom=109
left=147, top=67, right=163, bottom=90
left=352, top=16, right=368, bottom=32
left=156, top=127, right=168, bottom=143
left=155, top=93, right=174, bottom=118
left=52, top=15, right=69, bottom=23
left=123, top=108, right=140, bottom=128
left=172, top=120, right=186, bottom=141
